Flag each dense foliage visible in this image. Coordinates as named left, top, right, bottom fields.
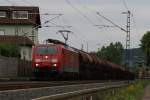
left=0, top=44, right=20, bottom=58
left=97, top=42, right=124, bottom=65
left=140, top=31, right=150, bottom=66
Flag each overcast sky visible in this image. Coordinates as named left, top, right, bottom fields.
left=0, top=0, right=150, bottom=51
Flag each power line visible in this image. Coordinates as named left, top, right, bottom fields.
left=61, top=1, right=98, bottom=47
left=20, top=0, right=72, bottom=30
left=122, top=0, right=129, bottom=10
left=20, top=0, right=96, bottom=48
left=20, top=0, right=32, bottom=5
left=94, top=25, right=116, bottom=29
left=97, top=12, right=127, bottom=32
left=5, top=0, right=16, bottom=5
left=65, top=0, right=105, bottom=49
left=76, top=2, right=106, bottom=28
left=77, top=2, right=117, bottom=42
left=65, top=0, right=113, bottom=50
left=4, top=0, right=95, bottom=51
left=65, top=0, right=95, bottom=26
left=43, top=20, right=72, bottom=28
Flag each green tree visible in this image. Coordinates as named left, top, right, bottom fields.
left=97, top=42, right=124, bottom=65
left=140, top=31, right=150, bottom=66
left=0, top=44, right=20, bottom=58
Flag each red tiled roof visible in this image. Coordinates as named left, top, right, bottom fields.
left=0, top=6, right=41, bottom=27
left=0, top=35, right=34, bottom=45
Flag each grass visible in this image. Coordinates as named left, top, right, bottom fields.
left=101, top=80, right=150, bottom=100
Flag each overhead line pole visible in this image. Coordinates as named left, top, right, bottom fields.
left=123, top=11, right=131, bottom=66
left=121, top=0, right=131, bottom=67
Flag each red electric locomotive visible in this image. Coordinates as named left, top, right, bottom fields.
left=32, top=43, right=79, bottom=79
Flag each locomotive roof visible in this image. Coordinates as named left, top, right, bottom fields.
left=34, top=44, right=63, bottom=47
left=34, top=44, right=79, bottom=53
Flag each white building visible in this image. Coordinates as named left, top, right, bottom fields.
left=0, top=6, right=41, bottom=44
left=0, top=6, right=41, bottom=60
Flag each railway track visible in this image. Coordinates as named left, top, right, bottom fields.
left=0, top=81, right=130, bottom=100
left=0, top=80, right=116, bottom=91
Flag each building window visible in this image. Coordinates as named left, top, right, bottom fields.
left=0, top=30, right=5, bottom=35
left=13, top=11, right=28, bottom=19
left=0, top=11, right=6, bottom=17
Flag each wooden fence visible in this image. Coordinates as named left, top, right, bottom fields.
left=18, top=59, right=33, bottom=77
left=0, top=56, right=33, bottom=78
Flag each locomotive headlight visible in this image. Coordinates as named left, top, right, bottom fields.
left=52, top=64, right=57, bottom=67
left=45, top=56, right=48, bottom=59
left=35, top=59, right=41, bottom=62
left=35, top=63, right=39, bottom=67
left=51, top=58, right=58, bottom=63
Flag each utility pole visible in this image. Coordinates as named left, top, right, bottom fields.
left=57, top=30, right=73, bottom=45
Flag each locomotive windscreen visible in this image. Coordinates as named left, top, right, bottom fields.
left=35, top=46, right=57, bottom=54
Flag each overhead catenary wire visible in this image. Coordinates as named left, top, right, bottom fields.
left=20, top=0, right=81, bottom=48
left=65, top=0, right=95, bottom=26
left=5, top=0, right=16, bottom=6
left=80, top=3, right=118, bottom=29
left=65, top=0, right=108, bottom=48
left=17, top=0, right=65, bottom=29
left=20, top=0, right=96, bottom=45
left=122, top=0, right=129, bottom=11
left=20, top=0, right=33, bottom=5
left=77, top=1, right=118, bottom=43
left=61, top=1, right=90, bottom=42
left=20, top=0, right=72, bottom=30
left=67, top=0, right=118, bottom=50
left=3, top=0, right=98, bottom=51
left=74, top=1, right=106, bottom=28
left=43, top=21, right=72, bottom=28
left=6, top=0, right=64, bottom=35
left=64, top=0, right=104, bottom=49
left=97, top=12, right=127, bottom=33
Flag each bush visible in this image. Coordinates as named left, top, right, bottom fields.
left=103, top=80, right=149, bottom=100
left=0, top=44, right=20, bottom=58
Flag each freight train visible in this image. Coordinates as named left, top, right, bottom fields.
left=32, top=39, right=134, bottom=80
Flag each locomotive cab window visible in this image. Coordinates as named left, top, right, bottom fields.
left=36, top=47, right=57, bottom=54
